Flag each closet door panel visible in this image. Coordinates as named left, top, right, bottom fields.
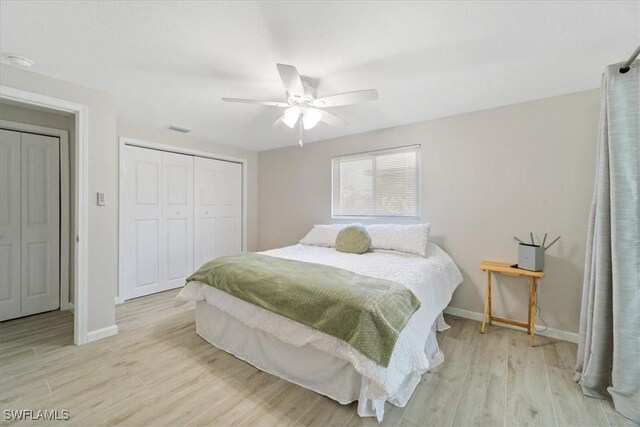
left=166, top=218, right=188, bottom=280
left=193, top=157, right=220, bottom=267
left=220, top=217, right=241, bottom=255
left=219, top=161, right=242, bottom=256
left=161, top=152, right=193, bottom=290
left=0, top=130, right=22, bottom=321
left=135, top=219, right=160, bottom=287
left=20, top=133, right=60, bottom=317
left=123, top=146, right=162, bottom=299
left=196, top=218, right=219, bottom=267
left=219, top=163, right=241, bottom=219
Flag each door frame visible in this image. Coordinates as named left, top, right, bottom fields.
left=1, top=85, right=90, bottom=345
left=0, top=120, right=71, bottom=312
left=117, top=136, right=247, bottom=304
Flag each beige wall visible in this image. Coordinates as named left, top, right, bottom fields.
left=2, top=63, right=118, bottom=332
left=2, top=61, right=598, bottom=336
left=0, top=102, right=76, bottom=305
left=117, top=123, right=259, bottom=252
left=0, top=64, right=261, bottom=336
left=1, top=101, right=71, bottom=129
left=258, top=89, right=599, bottom=334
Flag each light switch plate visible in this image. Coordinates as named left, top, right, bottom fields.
left=97, top=192, right=106, bottom=206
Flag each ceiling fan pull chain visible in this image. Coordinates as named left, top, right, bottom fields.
left=298, top=113, right=304, bottom=147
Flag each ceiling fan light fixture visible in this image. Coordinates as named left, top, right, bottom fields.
left=283, top=106, right=301, bottom=128
left=222, top=63, right=374, bottom=146
left=303, top=108, right=322, bottom=130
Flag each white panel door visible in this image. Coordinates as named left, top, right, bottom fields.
left=0, top=130, right=22, bottom=321
left=161, top=151, right=193, bottom=291
left=193, top=157, right=220, bottom=268
left=123, top=146, right=241, bottom=300
left=194, top=157, right=242, bottom=265
left=219, top=161, right=242, bottom=256
left=123, top=146, right=163, bottom=299
left=20, top=132, right=60, bottom=317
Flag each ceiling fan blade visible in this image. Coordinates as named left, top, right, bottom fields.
left=222, top=97, right=288, bottom=107
left=312, top=89, right=378, bottom=107
left=319, top=109, right=349, bottom=127
left=271, top=115, right=285, bottom=127
left=276, top=63, right=305, bottom=98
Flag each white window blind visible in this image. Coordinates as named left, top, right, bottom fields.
left=332, top=145, right=420, bottom=217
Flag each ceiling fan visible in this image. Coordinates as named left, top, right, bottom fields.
left=222, top=63, right=379, bottom=146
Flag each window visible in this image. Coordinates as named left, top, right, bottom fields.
left=332, top=145, right=420, bottom=218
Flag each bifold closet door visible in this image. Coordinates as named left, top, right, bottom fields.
left=123, top=145, right=194, bottom=299
left=20, top=133, right=60, bottom=317
left=0, top=130, right=22, bottom=321
left=161, top=151, right=194, bottom=291
left=194, top=157, right=242, bottom=268
left=0, top=130, right=60, bottom=321
left=123, top=146, right=163, bottom=299
left=219, top=160, right=242, bottom=255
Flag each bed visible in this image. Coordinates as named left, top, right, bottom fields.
left=176, top=227, right=462, bottom=421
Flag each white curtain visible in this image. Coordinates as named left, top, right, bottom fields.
left=574, top=61, right=639, bottom=422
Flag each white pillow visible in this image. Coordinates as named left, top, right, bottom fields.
left=366, top=223, right=431, bottom=257
left=299, top=224, right=361, bottom=247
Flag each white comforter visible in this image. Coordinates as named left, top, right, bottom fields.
left=177, top=242, right=462, bottom=402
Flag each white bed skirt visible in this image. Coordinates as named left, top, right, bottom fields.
left=195, top=300, right=444, bottom=420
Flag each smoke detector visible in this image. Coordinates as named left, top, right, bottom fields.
left=6, top=55, right=34, bottom=69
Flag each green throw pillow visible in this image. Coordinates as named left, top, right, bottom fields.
left=335, top=226, right=371, bottom=254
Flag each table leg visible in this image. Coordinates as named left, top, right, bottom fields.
left=529, top=277, right=536, bottom=346
left=481, top=271, right=491, bottom=334
left=488, top=271, right=492, bottom=325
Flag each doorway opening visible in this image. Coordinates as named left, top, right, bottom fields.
left=0, top=86, right=89, bottom=345
left=0, top=101, right=73, bottom=345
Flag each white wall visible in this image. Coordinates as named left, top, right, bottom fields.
left=2, top=64, right=118, bottom=333
left=117, top=123, right=259, bottom=251
left=0, top=65, right=262, bottom=337
left=258, top=89, right=600, bottom=334
left=0, top=101, right=71, bottom=129
left=2, top=61, right=599, bottom=337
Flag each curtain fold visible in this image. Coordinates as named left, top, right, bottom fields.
left=574, top=61, right=639, bottom=423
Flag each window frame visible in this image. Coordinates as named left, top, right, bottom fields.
left=331, top=144, right=421, bottom=219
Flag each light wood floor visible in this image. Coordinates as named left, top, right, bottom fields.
left=1, top=289, right=634, bottom=427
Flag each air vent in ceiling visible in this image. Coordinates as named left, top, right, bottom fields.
left=169, top=125, right=191, bottom=133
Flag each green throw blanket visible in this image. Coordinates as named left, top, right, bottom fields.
left=186, top=252, right=420, bottom=367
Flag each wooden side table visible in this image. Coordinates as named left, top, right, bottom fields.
left=479, top=261, right=544, bottom=346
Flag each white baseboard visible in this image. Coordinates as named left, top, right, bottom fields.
left=86, top=324, right=118, bottom=343
left=66, top=302, right=74, bottom=314
left=444, top=306, right=579, bottom=344
left=115, top=296, right=125, bottom=305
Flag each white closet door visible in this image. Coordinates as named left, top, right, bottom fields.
left=194, top=157, right=242, bottom=266
left=219, top=161, right=242, bottom=256
left=0, top=130, right=22, bottom=321
left=161, top=151, right=193, bottom=291
left=20, top=132, right=60, bottom=317
left=193, top=157, right=220, bottom=268
left=123, top=146, right=163, bottom=299
left=123, top=146, right=240, bottom=300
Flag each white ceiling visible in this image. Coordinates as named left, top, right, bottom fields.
left=1, top=1, right=638, bottom=151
